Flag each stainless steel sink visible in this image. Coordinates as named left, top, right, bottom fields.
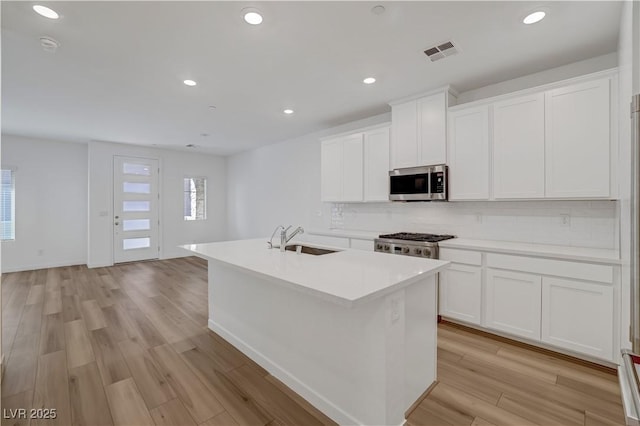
left=285, top=245, right=337, bottom=256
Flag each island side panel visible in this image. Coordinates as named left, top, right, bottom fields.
left=207, top=260, right=437, bottom=425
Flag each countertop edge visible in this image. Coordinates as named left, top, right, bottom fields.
left=438, top=240, right=621, bottom=264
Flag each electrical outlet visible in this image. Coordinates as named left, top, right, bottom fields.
left=560, top=214, right=571, bottom=227
left=391, top=298, right=400, bottom=323
left=475, top=213, right=483, bottom=223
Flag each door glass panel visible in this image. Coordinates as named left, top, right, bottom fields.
left=123, top=182, right=151, bottom=194
left=123, top=237, right=151, bottom=250
left=123, top=201, right=150, bottom=212
left=122, top=219, right=151, bottom=231
left=123, top=163, right=151, bottom=176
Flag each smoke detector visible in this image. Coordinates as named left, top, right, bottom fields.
left=423, top=40, right=459, bottom=62
left=39, top=36, right=60, bottom=53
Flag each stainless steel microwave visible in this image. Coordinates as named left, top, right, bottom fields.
left=389, top=164, right=448, bottom=201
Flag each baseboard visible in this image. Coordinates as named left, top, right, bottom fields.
left=2, top=259, right=86, bottom=273
left=208, top=319, right=361, bottom=425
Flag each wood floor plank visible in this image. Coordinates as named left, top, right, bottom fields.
left=418, top=397, right=474, bottom=426
left=89, top=327, right=132, bottom=386
left=1, top=390, right=34, bottom=426
left=556, top=374, right=622, bottom=404
left=39, top=313, right=65, bottom=355
left=428, top=382, right=537, bottom=426
left=226, top=365, right=324, bottom=426
left=62, top=295, right=83, bottom=323
left=42, top=290, right=62, bottom=315
left=149, top=398, right=197, bottom=426
left=180, top=347, right=272, bottom=425
left=187, top=333, right=245, bottom=373
left=105, top=378, right=154, bottom=426
left=407, top=403, right=457, bottom=426
left=68, top=362, right=113, bottom=426
left=118, top=337, right=177, bottom=409
left=265, top=374, right=337, bottom=426
left=32, top=350, right=71, bottom=426
left=585, top=410, right=626, bottom=426
left=64, top=319, right=95, bottom=369
left=497, top=392, right=584, bottom=426
left=1, top=334, right=39, bottom=398
left=198, top=411, right=239, bottom=426
left=15, top=303, right=43, bottom=338
left=25, top=285, right=45, bottom=306
left=101, top=304, right=138, bottom=342
left=117, top=305, right=165, bottom=349
left=149, top=343, right=225, bottom=423
left=470, top=417, right=498, bottom=426
left=436, top=363, right=503, bottom=405
left=81, top=300, right=107, bottom=331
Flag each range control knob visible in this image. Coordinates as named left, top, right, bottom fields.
left=423, top=248, right=432, bottom=257
left=384, top=245, right=390, bottom=251
left=402, top=247, right=410, bottom=254
left=414, top=248, right=422, bottom=255
left=376, top=243, right=383, bottom=251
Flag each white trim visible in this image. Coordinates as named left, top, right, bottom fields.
left=208, top=319, right=363, bottom=426
left=319, top=122, right=391, bottom=142
left=388, top=85, right=458, bottom=106
left=2, top=259, right=87, bottom=273
left=449, top=68, right=618, bottom=111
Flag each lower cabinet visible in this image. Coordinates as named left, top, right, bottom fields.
left=541, top=277, right=613, bottom=360
left=485, top=269, right=542, bottom=341
left=439, top=263, right=482, bottom=325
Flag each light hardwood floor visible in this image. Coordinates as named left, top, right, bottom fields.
left=1, top=258, right=627, bottom=426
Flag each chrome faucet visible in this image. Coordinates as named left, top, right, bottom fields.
left=279, top=225, right=304, bottom=252
left=268, top=225, right=285, bottom=249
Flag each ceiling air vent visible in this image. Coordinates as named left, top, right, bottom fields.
left=423, top=40, right=459, bottom=62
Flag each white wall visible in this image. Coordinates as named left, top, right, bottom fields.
left=1, top=134, right=88, bottom=272
left=227, top=57, right=620, bottom=250
left=88, top=141, right=227, bottom=267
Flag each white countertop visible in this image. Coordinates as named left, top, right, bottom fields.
left=181, top=239, right=449, bottom=307
left=439, top=238, right=621, bottom=264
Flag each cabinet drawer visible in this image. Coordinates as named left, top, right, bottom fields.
left=486, top=253, right=613, bottom=284
left=439, top=248, right=482, bottom=266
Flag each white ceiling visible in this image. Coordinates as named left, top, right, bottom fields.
left=2, top=1, right=622, bottom=155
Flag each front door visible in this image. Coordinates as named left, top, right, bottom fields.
left=113, top=156, right=160, bottom=263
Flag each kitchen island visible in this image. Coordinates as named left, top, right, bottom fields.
left=181, top=239, right=449, bottom=425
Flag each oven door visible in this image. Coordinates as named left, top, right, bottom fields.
left=389, top=166, right=432, bottom=201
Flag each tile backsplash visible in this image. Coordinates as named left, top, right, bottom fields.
left=327, top=200, right=618, bottom=249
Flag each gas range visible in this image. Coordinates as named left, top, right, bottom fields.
left=374, top=232, right=455, bottom=259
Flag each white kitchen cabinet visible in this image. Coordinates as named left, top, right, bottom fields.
left=320, top=134, right=363, bottom=202
left=493, top=93, right=545, bottom=199
left=545, top=78, right=611, bottom=198
left=391, top=101, right=418, bottom=169
left=363, top=127, right=390, bottom=202
left=439, top=263, right=482, bottom=325
left=541, top=277, right=614, bottom=360
left=448, top=105, right=490, bottom=200
left=485, top=269, right=541, bottom=340
left=390, top=91, right=450, bottom=169
left=342, top=134, right=364, bottom=202
left=320, top=138, right=343, bottom=202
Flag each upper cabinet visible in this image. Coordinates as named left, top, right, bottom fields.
left=493, top=93, right=545, bottom=199
left=320, top=124, right=390, bottom=203
left=447, top=72, right=616, bottom=201
left=545, top=79, right=611, bottom=198
left=390, top=89, right=454, bottom=169
left=448, top=105, right=490, bottom=200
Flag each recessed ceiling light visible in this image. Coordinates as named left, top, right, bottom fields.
left=242, top=8, right=263, bottom=25
left=523, top=10, right=546, bottom=25
left=283, top=109, right=294, bottom=115
left=183, top=79, right=197, bottom=86
left=33, top=5, right=59, bottom=19
left=371, top=5, right=386, bottom=15
left=363, top=77, right=376, bottom=84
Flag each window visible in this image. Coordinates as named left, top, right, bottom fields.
left=1, top=169, right=15, bottom=240
left=183, top=177, right=206, bottom=220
